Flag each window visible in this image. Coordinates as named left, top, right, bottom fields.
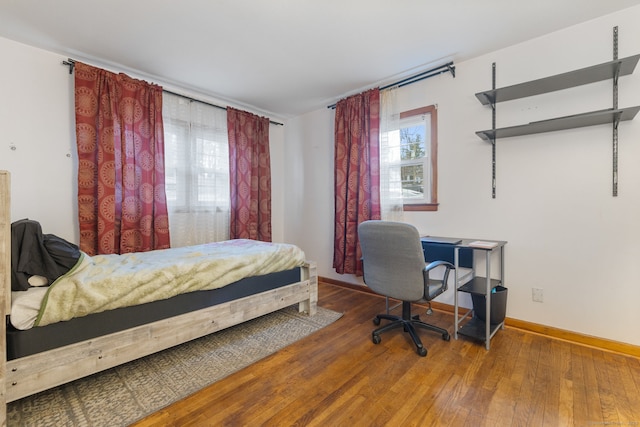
left=164, top=131, right=229, bottom=210
left=163, top=93, right=230, bottom=246
left=389, top=105, right=438, bottom=211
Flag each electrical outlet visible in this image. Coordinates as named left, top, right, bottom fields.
left=532, top=288, right=544, bottom=303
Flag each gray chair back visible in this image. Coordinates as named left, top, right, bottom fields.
left=358, top=220, right=426, bottom=302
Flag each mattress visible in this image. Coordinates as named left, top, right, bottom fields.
left=6, top=267, right=301, bottom=360
left=11, top=239, right=306, bottom=329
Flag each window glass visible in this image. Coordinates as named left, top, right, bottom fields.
left=396, top=105, right=438, bottom=210
left=399, top=113, right=431, bottom=203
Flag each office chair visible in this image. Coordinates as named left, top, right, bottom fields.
left=358, top=220, right=453, bottom=357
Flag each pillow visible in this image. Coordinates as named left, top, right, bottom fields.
left=27, top=275, right=49, bottom=287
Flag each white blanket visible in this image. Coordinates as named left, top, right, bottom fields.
left=10, top=239, right=305, bottom=329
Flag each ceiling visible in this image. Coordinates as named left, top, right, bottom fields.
left=2, top=0, right=640, bottom=118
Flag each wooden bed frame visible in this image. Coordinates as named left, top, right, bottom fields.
left=0, top=170, right=317, bottom=424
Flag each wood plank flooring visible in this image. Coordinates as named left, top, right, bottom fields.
left=133, top=282, right=640, bottom=426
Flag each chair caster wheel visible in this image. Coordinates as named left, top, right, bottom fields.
left=442, top=332, right=450, bottom=341
left=417, top=347, right=427, bottom=357
left=372, top=334, right=381, bottom=344
left=373, top=317, right=381, bottom=326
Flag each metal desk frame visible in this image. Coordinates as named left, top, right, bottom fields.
left=453, top=239, right=507, bottom=350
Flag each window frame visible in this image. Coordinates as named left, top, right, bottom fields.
left=399, top=105, right=438, bottom=212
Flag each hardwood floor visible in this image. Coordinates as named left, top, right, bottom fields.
left=133, top=282, right=640, bottom=426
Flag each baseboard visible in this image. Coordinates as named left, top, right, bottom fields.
left=320, top=276, right=640, bottom=359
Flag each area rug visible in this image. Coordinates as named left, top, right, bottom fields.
left=7, top=305, right=342, bottom=427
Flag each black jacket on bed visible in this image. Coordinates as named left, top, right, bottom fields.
left=10, top=219, right=81, bottom=291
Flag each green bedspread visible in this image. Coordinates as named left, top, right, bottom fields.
left=35, top=239, right=306, bottom=327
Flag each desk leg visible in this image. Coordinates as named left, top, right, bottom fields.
left=454, top=247, right=459, bottom=340
left=485, top=252, right=491, bottom=350
left=500, top=246, right=506, bottom=330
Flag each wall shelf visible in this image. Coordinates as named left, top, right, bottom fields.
left=476, top=26, right=639, bottom=198
left=476, top=106, right=640, bottom=141
left=475, top=54, right=640, bottom=105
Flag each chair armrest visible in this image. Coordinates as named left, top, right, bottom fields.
left=423, top=260, right=455, bottom=300
left=425, top=260, right=454, bottom=272
left=425, top=260, right=455, bottom=285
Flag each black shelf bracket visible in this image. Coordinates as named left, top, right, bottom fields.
left=491, top=63, right=497, bottom=199
left=612, top=26, right=619, bottom=197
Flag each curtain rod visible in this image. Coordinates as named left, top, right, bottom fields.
left=62, top=58, right=284, bottom=126
left=161, top=89, right=284, bottom=126
left=327, top=61, right=455, bottom=109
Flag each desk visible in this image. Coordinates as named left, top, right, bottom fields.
left=421, top=237, right=507, bottom=350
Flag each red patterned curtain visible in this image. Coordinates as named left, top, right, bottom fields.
left=227, top=107, right=272, bottom=241
left=333, top=88, right=381, bottom=275
left=74, top=62, right=171, bottom=255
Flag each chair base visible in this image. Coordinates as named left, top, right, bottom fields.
left=372, top=301, right=450, bottom=357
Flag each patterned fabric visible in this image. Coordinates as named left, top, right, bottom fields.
left=227, top=107, right=272, bottom=241
left=333, top=88, right=381, bottom=275
left=74, top=62, right=170, bottom=255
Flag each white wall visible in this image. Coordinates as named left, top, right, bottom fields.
left=284, top=6, right=640, bottom=346
left=2, top=7, right=640, bottom=347
left=283, top=109, right=335, bottom=265
left=0, top=37, right=78, bottom=242
left=0, top=37, right=289, bottom=245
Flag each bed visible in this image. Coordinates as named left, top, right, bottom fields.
left=0, top=170, right=318, bottom=423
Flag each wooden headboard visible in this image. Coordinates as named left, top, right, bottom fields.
left=0, top=169, right=8, bottom=426
left=0, top=170, right=8, bottom=314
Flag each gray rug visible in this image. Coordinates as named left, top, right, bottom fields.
left=7, top=305, right=342, bottom=427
